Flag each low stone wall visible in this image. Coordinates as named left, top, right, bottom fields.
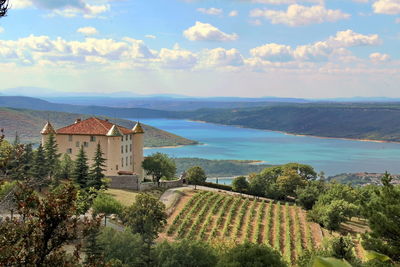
left=108, top=175, right=183, bottom=191
left=108, top=175, right=139, bottom=190
left=139, top=178, right=183, bottom=191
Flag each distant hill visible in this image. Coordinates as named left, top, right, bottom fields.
left=177, top=104, right=400, bottom=142
left=0, top=96, right=174, bottom=118
left=0, top=107, right=197, bottom=147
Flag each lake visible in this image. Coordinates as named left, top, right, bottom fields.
left=139, top=118, right=400, bottom=177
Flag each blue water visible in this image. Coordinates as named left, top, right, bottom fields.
left=138, top=119, right=400, bottom=176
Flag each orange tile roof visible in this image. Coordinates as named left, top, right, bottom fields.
left=56, top=117, right=132, bottom=136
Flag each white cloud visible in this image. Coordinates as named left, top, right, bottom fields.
left=373, top=0, right=400, bottom=15
left=197, top=7, right=222, bottom=15
left=201, top=48, right=244, bottom=67
left=183, top=21, right=238, bottom=42
left=10, top=0, right=110, bottom=18
left=229, top=10, right=238, bottom=17
left=159, top=47, right=197, bottom=69
left=249, top=30, right=381, bottom=63
left=327, top=30, right=381, bottom=47
left=145, top=35, right=156, bottom=39
left=77, top=26, right=98, bottom=36
left=0, top=27, right=4, bottom=34
left=250, top=43, right=293, bottom=61
left=250, top=4, right=350, bottom=26
left=249, top=0, right=323, bottom=4
left=370, top=52, right=390, bottom=62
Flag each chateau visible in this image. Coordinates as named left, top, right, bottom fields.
left=41, top=117, right=145, bottom=181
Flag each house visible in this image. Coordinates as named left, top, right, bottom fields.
left=40, top=117, right=144, bottom=181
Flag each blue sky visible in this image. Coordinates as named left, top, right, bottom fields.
left=0, top=0, right=399, bottom=98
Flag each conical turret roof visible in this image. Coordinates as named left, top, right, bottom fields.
left=106, top=125, right=123, bottom=137
left=132, top=122, right=144, bottom=134
left=41, top=121, right=56, bottom=135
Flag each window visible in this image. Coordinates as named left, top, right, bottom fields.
left=121, top=158, right=124, bottom=167
left=126, top=135, right=128, bottom=141
left=130, top=144, right=132, bottom=152
left=121, top=136, right=123, bottom=141
left=67, top=148, right=72, bottom=154
left=75, top=141, right=80, bottom=147
left=68, top=135, right=72, bottom=142
left=126, top=157, right=128, bottom=166
left=116, top=165, right=118, bottom=170
left=90, top=136, right=96, bottom=142
left=84, top=142, right=89, bottom=147
left=130, top=135, right=132, bottom=140
left=130, top=156, right=132, bottom=164
left=126, top=145, right=128, bottom=153
left=121, top=146, right=123, bottom=153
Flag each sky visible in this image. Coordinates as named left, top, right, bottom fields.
left=0, top=0, right=399, bottom=98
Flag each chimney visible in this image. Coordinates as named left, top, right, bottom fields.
left=75, top=118, right=81, bottom=124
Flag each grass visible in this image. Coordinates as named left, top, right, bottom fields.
left=105, top=188, right=165, bottom=206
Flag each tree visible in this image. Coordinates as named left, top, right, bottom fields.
left=232, top=176, right=249, bottom=194
left=58, top=153, right=74, bottom=180
left=0, top=182, right=99, bottom=266
left=249, top=174, right=268, bottom=198
left=98, top=228, right=146, bottom=266
left=362, top=172, right=400, bottom=261
left=83, top=219, right=105, bottom=266
left=44, top=133, right=61, bottom=181
left=154, top=240, right=218, bottom=267
left=142, top=153, right=176, bottom=185
left=73, top=146, right=89, bottom=188
left=0, top=0, right=8, bottom=17
left=217, top=242, right=287, bottom=267
left=30, top=144, right=48, bottom=190
left=92, top=193, right=123, bottom=226
left=276, top=169, right=307, bottom=198
left=122, top=193, right=167, bottom=266
left=88, top=143, right=107, bottom=190
left=186, top=166, right=207, bottom=190
left=296, top=180, right=326, bottom=210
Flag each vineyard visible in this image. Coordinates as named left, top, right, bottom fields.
left=162, top=191, right=366, bottom=265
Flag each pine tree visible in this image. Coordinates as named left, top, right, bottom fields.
left=58, top=154, right=74, bottom=180
left=88, top=143, right=106, bottom=190
left=44, top=133, right=60, bottom=180
left=83, top=221, right=104, bottom=265
left=13, top=143, right=34, bottom=180
left=31, top=144, right=48, bottom=190
left=73, top=146, right=89, bottom=189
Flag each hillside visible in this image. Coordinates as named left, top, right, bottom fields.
left=178, top=104, right=400, bottom=142
left=162, top=191, right=367, bottom=265
left=174, top=158, right=272, bottom=177
left=0, top=107, right=197, bottom=147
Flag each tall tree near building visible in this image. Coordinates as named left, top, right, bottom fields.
left=186, top=166, right=207, bottom=190
left=142, top=152, right=176, bottom=185
left=58, top=153, right=74, bottom=180
left=88, top=143, right=106, bottom=190
left=44, top=133, right=60, bottom=181
left=31, top=144, right=48, bottom=190
left=73, top=146, right=90, bottom=188
left=122, top=193, right=167, bottom=266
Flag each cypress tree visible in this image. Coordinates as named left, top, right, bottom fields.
left=31, top=144, right=48, bottom=190
left=83, top=222, right=105, bottom=265
left=88, top=143, right=106, bottom=190
left=44, top=133, right=60, bottom=180
left=73, top=146, right=89, bottom=188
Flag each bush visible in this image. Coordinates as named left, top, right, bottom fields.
left=203, top=182, right=232, bottom=191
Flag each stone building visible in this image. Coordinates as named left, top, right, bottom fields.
left=41, top=117, right=144, bottom=181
